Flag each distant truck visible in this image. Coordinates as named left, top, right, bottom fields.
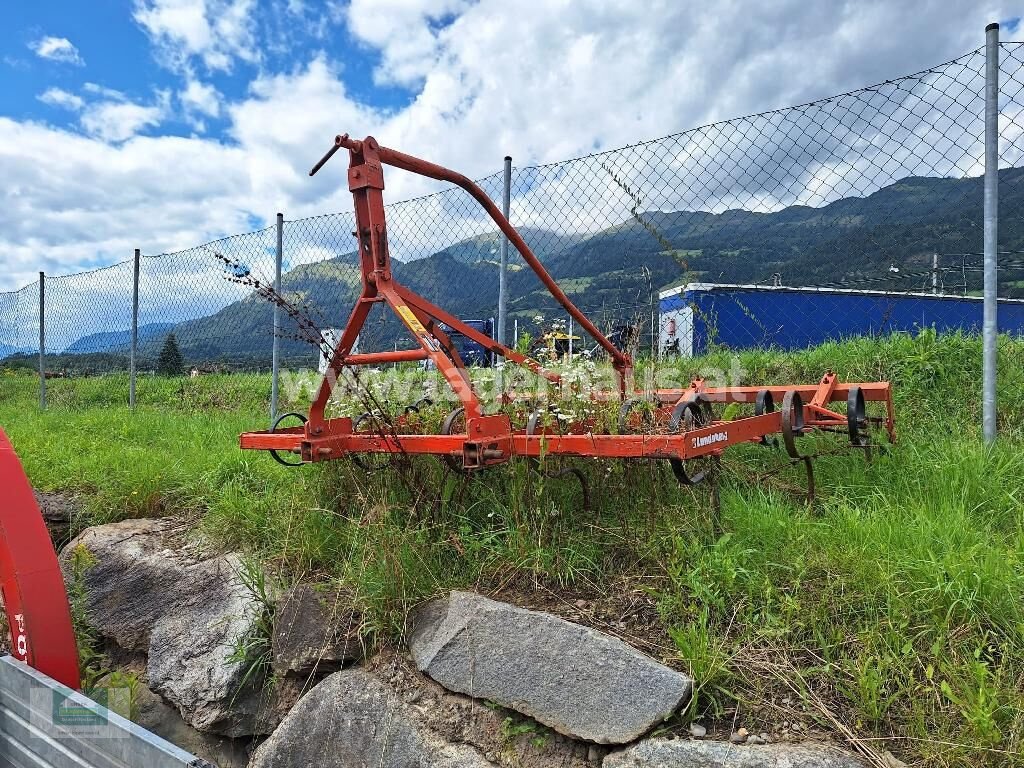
left=438, top=318, right=495, bottom=367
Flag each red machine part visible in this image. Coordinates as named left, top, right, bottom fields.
left=0, top=428, right=80, bottom=689
left=240, top=135, right=896, bottom=472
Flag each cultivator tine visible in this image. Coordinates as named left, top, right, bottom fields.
left=755, top=389, right=778, bottom=448
left=543, top=466, right=592, bottom=512
left=801, top=456, right=816, bottom=505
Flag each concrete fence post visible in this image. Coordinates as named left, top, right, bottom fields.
left=130, top=248, right=140, bottom=409
left=38, top=272, right=45, bottom=410
left=983, top=22, right=999, bottom=442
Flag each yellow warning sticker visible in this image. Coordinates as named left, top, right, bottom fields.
left=395, top=304, right=429, bottom=336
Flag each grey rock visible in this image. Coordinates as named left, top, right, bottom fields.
left=730, top=731, right=748, bottom=744
left=688, top=723, right=707, bottom=738
left=271, top=584, right=365, bottom=676
left=604, top=739, right=868, bottom=767
left=59, top=519, right=189, bottom=651
left=409, top=591, right=691, bottom=744
left=134, top=683, right=250, bottom=768
left=146, top=553, right=267, bottom=736
left=60, top=519, right=271, bottom=737
left=747, top=735, right=766, bottom=745
left=249, top=667, right=491, bottom=768
left=34, top=490, right=79, bottom=546
left=366, top=650, right=594, bottom=768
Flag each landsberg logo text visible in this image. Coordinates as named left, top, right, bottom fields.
left=692, top=431, right=729, bottom=449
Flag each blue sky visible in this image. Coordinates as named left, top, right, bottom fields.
left=1, top=1, right=415, bottom=142
left=0, top=0, right=1019, bottom=293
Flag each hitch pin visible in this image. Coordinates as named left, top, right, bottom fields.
left=309, top=133, right=350, bottom=177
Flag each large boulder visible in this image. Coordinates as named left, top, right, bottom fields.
left=271, top=584, right=366, bottom=676
left=60, top=519, right=272, bottom=737
left=60, top=519, right=192, bottom=651
left=604, top=739, right=868, bottom=767
left=249, top=667, right=491, bottom=768
left=408, top=591, right=691, bottom=744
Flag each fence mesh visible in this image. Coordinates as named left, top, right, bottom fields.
left=4, top=44, right=1024, bottom=383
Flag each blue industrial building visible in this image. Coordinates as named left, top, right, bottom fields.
left=658, top=283, right=1024, bottom=357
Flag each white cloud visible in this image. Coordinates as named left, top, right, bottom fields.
left=344, top=0, right=471, bottom=87
left=38, top=88, right=84, bottom=111
left=180, top=78, right=221, bottom=118
left=83, top=82, right=128, bottom=100
left=132, top=0, right=258, bottom=72
left=0, top=0, right=1018, bottom=299
left=29, top=36, right=85, bottom=66
left=80, top=92, right=171, bottom=142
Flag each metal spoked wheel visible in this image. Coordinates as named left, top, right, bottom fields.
left=269, top=412, right=308, bottom=467
left=441, top=406, right=468, bottom=474
left=669, top=395, right=717, bottom=485
left=351, top=411, right=393, bottom=471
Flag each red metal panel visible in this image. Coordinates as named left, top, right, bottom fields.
left=0, top=428, right=80, bottom=689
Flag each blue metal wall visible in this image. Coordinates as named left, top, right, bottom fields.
left=660, top=286, right=1024, bottom=356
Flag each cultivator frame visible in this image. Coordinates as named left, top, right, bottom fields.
left=240, top=134, right=895, bottom=483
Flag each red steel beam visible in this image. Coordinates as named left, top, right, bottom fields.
left=344, top=349, right=428, bottom=365
left=327, top=134, right=633, bottom=390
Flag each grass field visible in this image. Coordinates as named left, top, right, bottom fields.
left=3, top=330, right=1024, bottom=766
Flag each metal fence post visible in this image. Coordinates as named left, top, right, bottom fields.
left=271, top=212, right=283, bottom=427
left=38, top=272, right=45, bottom=410
left=498, top=156, right=512, bottom=347
left=496, top=156, right=512, bottom=399
left=983, top=22, right=999, bottom=443
left=130, top=248, right=140, bottom=409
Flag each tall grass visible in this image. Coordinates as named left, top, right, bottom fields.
left=2, top=331, right=1023, bottom=765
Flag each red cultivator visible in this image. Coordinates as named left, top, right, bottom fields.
left=240, top=135, right=895, bottom=488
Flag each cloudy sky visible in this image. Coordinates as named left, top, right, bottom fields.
left=0, top=0, right=1018, bottom=291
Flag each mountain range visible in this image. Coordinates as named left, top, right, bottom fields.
left=40, top=169, right=1024, bottom=370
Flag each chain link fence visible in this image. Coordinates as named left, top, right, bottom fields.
left=3, top=39, right=1024, bottom=407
